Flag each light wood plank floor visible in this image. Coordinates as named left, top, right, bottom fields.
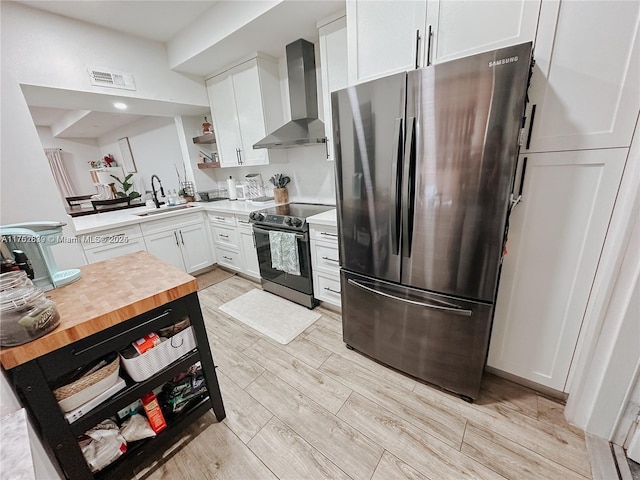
left=130, top=275, right=592, bottom=480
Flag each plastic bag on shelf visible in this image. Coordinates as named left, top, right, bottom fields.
left=120, top=413, right=156, bottom=442
left=78, top=419, right=127, bottom=473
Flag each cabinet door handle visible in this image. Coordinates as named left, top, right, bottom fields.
left=173, top=231, right=179, bottom=246
left=215, top=216, right=226, bottom=221
left=426, top=25, right=433, bottom=66
left=223, top=255, right=233, bottom=261
left=322, top=256, right=339, bottom=263
left=414, top=29, right=421, bottom=69
left=179, top=230, right=185, bottom=245
left=525, top=104, right=536, bottom=149
left=518, top=157, right=529, bottom=197
left=320, top=232, right=338, bottom=237
left=219, top=234, right=229, bottom=238
left=324, top=286, right=341, bottom=294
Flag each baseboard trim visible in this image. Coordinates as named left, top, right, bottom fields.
left=485, top=366, right=568, bottom=401
left=586, top=433, right=619, bottom=480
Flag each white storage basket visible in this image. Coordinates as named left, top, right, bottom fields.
left=120, top=327, right=196, bottom=382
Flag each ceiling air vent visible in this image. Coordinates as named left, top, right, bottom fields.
left=87, top=66, right=136, bottom=91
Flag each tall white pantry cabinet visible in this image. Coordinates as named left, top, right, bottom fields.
left=345, top=0, right=640, bottom=392
left=487, top=1, right=639, bottom=391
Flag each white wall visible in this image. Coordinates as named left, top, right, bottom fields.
left=180, top=115, right=221, bottom=194
left=168, top=1, right=282, bottom=71
left=98, top=116, right=186, bottom=196
left=35, top=127, right=100, bottom=196
left=1, top=2, right=210, bottom=269
left=2, top=2, right=209, bottom=106
left=207, top=146, right=336, bottom=205
left=565, top=116, right=640, bottom=439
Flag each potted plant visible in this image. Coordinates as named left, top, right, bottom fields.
left=110, top=173, right=141, bottom=201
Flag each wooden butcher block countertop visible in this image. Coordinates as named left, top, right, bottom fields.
left=0, top=251, right=198, bottom=370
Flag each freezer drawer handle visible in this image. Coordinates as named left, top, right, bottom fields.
left=348, top=279, right=472, bottom=316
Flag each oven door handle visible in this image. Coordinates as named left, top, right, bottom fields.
left=252, top=225, right=306, bottom=241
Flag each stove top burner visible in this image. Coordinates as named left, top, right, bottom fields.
left=249, top=203, right=335, bottom=231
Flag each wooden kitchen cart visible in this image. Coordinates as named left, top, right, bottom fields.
left=0, top=252, right=226, bottom=479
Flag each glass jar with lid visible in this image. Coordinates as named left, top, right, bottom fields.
left=0, top=270, right=34, bottom=292
left=0, top=285, right=60, bottom=346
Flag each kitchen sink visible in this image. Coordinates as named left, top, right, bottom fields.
left=135, top=204, right=196, bottom=216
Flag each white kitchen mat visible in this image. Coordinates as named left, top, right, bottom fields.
left=218, top=289, right=321, bottom=344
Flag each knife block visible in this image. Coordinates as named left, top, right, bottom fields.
left=273, top=187, right=288, bottom=204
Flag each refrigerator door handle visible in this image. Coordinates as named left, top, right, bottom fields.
left=402, top=116, right=416, bottom=258
left=391, top=117, right=404, bottom=255
left=347, top=279, right=473, bottom=316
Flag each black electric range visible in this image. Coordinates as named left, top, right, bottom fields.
left=249, top=203, right=335, bottom=232
left=249, top=203, right=336, bottom=308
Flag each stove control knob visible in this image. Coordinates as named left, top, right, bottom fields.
left=284, top=216, right=293, bottom=226
left=292, top=217, right=303, bottom=227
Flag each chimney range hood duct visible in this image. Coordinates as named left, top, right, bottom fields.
left=253, top=39, right=326, bottom=150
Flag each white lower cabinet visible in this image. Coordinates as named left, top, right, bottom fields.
left=310, top=223, right=341, bottom=308
left=236, top=215, right=260, bottom=279
left=143, top=229, right=187, bottom=272
left=209, top=210, right=260, bottom=277
left=178, top=222, right=215, bottom=272
left=81, top=224, right=146, bottom=264
left=142, top=213, right=213, bottom=274
left=215, top=246, right=244, bottom=271
left=487, top=148, right=627, bottom=391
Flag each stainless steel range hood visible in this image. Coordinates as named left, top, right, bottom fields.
left=253, top=39, right=326, bottom=149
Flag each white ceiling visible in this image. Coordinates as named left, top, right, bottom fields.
left=15, top=1, right=218, bottom=43
left=19, top=0, right=343, bottom=139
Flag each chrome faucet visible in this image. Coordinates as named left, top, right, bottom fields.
left=150, top=175, right=165, bottom=208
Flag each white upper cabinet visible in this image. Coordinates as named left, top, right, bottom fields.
left=206, top=57, right=284, bottom=167
left=425, top=0, right=540, bottom=65
left=347, top=0, right=427, bottom=84
left=318, top=13, right=349, bottom=161
left=524, top=1, right=640, bottom=152
left=487, top=148, right=627, bottom=391
left=346, top=0, right=540, bottom=85
left=207, top=75, right=242, bottom=168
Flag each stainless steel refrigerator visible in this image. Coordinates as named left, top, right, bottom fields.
left=332, top=42, right=532, bottom=401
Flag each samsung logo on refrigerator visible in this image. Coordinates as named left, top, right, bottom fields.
left=489, top=56, right=519, bottom=68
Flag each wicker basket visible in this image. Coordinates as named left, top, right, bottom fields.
left=53, top=356, right=120, bottom=402
left=120, top=327, right=196, bottom=382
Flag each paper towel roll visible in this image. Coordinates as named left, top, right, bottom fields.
left=227, top=176, right=237, bottom=201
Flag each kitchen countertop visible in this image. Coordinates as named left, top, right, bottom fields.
left=0, top=409, right=35, bottom=480
left=0, top=251, right=197, bottom=369
left=71, top=200, right=276, bottom=235
left=307, top=208, right=337, bottom=226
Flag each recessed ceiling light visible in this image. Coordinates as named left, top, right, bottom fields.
left=113, top=102, right=127, bottom=110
